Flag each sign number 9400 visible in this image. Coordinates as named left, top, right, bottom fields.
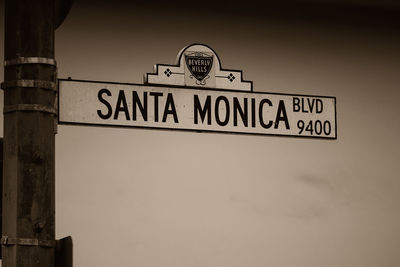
left=297, top=120, right=331, bottom=136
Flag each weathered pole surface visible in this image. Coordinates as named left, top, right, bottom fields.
left=0, top=138, right=3, bottom=259
left=2, top=0, right=57, bottom=266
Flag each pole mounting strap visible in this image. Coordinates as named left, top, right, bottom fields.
left=1, top=79, right=57, bottom=92
left=4, top=57, right=57, bottom=67
left=1, top=236, right=56, bottom=248
left=4, top=104, right=57, bottom=115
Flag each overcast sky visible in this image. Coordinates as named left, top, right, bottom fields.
left=1, top=1, right=400, bottom=266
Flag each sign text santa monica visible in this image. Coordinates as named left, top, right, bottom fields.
left=58, top=79, right=336, bottom=139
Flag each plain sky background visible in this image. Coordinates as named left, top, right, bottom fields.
left=1, top=1, right=400, bottom=266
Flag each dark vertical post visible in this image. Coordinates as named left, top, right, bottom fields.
left=2, top=0, right=57, bottom=266
left=55, top=236, right=73, bottom=267
left=0, top=138, right=3, bottom=259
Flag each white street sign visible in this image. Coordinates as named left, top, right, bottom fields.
left=58, top=79, right=336, bottom=139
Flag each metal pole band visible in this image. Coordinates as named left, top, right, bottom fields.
left=1, top=79, right=57, bottom=92
left=4, top=104, right=57, bottom=115
left=4, top=57, right=57, bottom=67
left=1, top=236, right=56, bottom=248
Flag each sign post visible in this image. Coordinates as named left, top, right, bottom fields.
left=2, top=1, right=72, bottom=266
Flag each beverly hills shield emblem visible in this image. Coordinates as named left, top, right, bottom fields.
left=185, top=52, right=213, bottom=84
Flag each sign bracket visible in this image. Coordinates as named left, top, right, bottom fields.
left=4, top=57, right=57, bottom=67
left=1, top=236, right=56, bottom=248
left=1, top=79, right=57, bottom=92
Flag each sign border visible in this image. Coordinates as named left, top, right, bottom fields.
left=58, top=78, right=337, bottom=140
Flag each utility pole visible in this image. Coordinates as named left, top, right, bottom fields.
left=2, top=0, right=72, bottom=266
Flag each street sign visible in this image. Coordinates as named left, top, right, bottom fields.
left=58, top=44, right=336, bottom=139
left=58, top=80, right=336, bottom=138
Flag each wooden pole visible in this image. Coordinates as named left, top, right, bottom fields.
left=2, top=0, right=57, bottom=266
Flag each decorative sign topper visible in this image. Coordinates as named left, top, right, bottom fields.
left=145, top=44, right=252, bottom=91
left=58, top=44, right=337, bottom=139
